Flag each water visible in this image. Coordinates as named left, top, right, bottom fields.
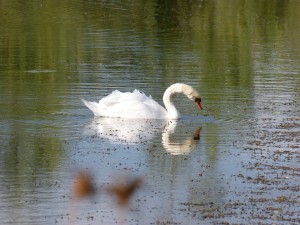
left=0, top=1, right=300, bottom=224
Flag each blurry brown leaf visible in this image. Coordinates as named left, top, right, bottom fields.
left=107, top=177, right=143, bottom=207
left=73, top=171, right=96, bottom=199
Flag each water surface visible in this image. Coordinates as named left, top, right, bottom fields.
left=0, top=1, right=299, bottom=224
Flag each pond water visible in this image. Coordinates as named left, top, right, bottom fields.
left=0, top=1, right=299, bottom=224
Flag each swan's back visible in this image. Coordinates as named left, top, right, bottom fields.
left=82, top=90, right=168, bottom=119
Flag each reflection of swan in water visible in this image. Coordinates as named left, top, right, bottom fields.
left=84, top=117, right=165, bottom=144
left=162, top=120, right=201, bottom=155
left=85, top=117, right=201, bottom=155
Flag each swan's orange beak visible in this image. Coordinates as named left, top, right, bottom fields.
left=195, top=98, right=202, bottom=110
left=196, top=102, right=202, bottom=110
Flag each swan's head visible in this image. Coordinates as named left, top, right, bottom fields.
left=194, top=97, right=202, bottom=110
left=181, top=84, right=203, bottom=110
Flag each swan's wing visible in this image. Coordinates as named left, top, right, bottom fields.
left=82, top=99, right=104, bottom=116
left=82, top=91, right=127, bottom=116
left=102, top=90, right=168, bottom=119
left=100, top=90, right=126, bottom=106
left=83, top=90, right=168, bottom=119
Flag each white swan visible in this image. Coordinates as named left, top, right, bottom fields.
left=82, top=83, right=202, bottom=119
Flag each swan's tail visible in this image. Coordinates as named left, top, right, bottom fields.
left=82, top=99, right=102, bottom=116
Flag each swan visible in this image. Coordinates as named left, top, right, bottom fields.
left=82, top=83, right=202, bottom=119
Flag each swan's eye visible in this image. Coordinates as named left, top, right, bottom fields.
left=195, top=97, right=201, bottom=103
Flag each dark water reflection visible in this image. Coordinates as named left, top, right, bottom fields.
left=0, top=0, right=300, bottom=224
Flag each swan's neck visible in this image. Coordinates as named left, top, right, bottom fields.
left=162, top=83, right=185, bottom=119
